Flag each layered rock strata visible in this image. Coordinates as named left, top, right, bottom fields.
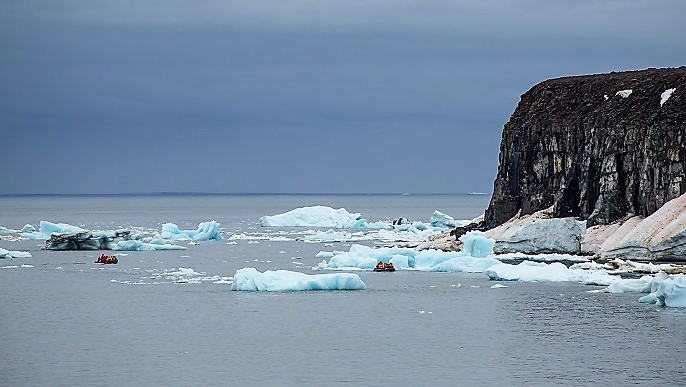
left=484, top=67, right=686, bottom=229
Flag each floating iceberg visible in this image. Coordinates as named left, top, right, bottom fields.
left=0, top=248, right=32, bottom=259
left=259, top=206, right=389, bottom=229
left=325, top=244, right=419, bottom=270
left=639, top=273, right=686, bottom=307
left=318, top=231, right=499, bottom=272
left=21, top=224, right=36, bottom=233
left=430, top=210, right=467, bottom=228
left=109, top=240, right=188, bottom=251
left=155, top=221, right=223, bottom=241
left=231, top=268, right=366, bottom=291
left=0, top=226, right=19, bottom=234
left=21, top=221, right=87, bottom=240
left=485, top=260, right=618, bottom=285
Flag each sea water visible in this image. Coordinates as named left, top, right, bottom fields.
left=1, top=194, right=684, bottom=386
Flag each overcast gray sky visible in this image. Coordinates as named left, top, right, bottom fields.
left=1, top=0, right=684, bottom=194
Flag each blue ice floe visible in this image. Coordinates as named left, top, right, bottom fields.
left=21, top=221, right=87, bottom=240
left=485, top=260, right=623, bottom=285
left=318, top=231, right=499, bottom=272
left=259, top=206, right=389, bottom=229
left=155, top=221, right=223, bottom=241
left=231, top=268, right=366, bottom=291
left=109, top=240, right=187, bottom=251
left=0, top=226, right=18, bottom=234
left=0, top=247, right=32, bottom=259
left=430, top=210, right=466, bottom=228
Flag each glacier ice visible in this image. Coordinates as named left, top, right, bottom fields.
left=485, top=260, right=617, bottom=284
left=638, top=273, right=686, bottom=307
left=430, top=210, right=466, bottom=228
left=0, top=247, right=32, bottom=259
left=155, top=221, right=223, bottom=241
left=231, top=268, right=366, bottom=291
left=460, top=231, right=495, bottom=258
left=318, top=231, right=499, bottom=272
left=21, top=221, right=87, bottom=240
left=259, top=206, right=390, bottom=229
left=0, top=226, right=19, bottom=234
left=109, top=240, right=188, bottom=251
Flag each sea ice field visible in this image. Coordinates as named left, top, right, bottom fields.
left=1, top=194, right=685, bottom=386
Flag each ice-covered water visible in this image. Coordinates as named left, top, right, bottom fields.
left=1, top=194, right=685, bottom=386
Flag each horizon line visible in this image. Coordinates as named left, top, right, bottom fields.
left=0, top=191, right=493, bottom=197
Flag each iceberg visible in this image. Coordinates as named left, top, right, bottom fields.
left=109, top=240, right=188, bottom=251
left=231, top=268, right=366, bottom=291
left=486, top=261, right=585, bottom=282
left=0, top=248, right=32, bottom=259
left=325, top=244, right=418, bottom=270
left=430, top=210, right=466, bottom=228
left=21, top=224, right=36, bottom=233
left=21, top=221, right=87, bottom=240
left=318, top=231, right=499, bottom=272
left=155, top=221, right=223, bottom=241
left=0, top=226, right=19, bottom=234
left=485, top=260, right=620, bottom=285
left=259, top=206, right=390, bottom=229
left=639, top=273, right=686, bottom=307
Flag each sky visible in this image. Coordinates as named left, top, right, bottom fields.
left=1, top=0, right=685, bottom=194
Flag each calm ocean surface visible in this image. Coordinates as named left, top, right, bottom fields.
left=1, top=194, right=684, bottom=386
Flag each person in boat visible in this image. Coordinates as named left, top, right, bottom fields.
left=375, top=261, right=385, bottom=270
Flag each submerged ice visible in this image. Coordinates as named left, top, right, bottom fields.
left=231, top=268, right=366, bottom=291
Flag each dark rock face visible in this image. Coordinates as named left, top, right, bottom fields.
left=484, top=67, right=686, bottom=229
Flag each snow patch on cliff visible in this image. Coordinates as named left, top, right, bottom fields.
left=660, top=88, right=675, bottom=106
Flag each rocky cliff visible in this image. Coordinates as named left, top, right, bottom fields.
left=484, top=67, right=686, bottom=229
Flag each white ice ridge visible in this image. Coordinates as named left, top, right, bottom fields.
left=0, top=247, right=32, bottom=259
left=616, top=89, right=633, bottom=98
left=231, top=268, right=366, bottom=291
left=154, top=221, right=223, bottom=241
left=660, top=88, right=675, bottom=106
left=259, top=206, right=389, bottom=229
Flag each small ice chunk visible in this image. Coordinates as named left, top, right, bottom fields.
left=0, top=248, right=32, bottom=259
left=660, top=88, right=676, bottom=106
left=490, top=284, right=508, bottom=288
left=616, top=89, right=633, bottom=98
